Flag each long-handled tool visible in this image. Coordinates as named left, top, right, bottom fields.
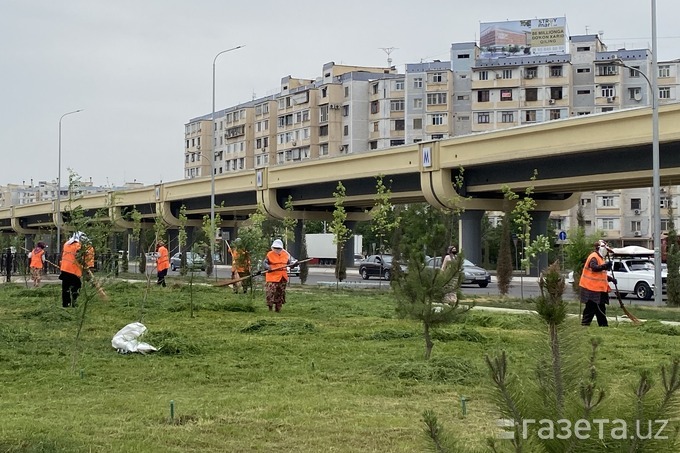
left=608, top=255, right=641, bottom=325
left=214, top=258, right=311, bottom=287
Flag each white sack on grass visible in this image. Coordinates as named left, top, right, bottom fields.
left=112, top=322, right=157, bottom=354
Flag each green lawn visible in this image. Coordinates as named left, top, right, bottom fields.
left=1, top=279, right=679, bottom=452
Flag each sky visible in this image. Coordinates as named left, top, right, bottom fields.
left=1, top=0, right=679, bottom=188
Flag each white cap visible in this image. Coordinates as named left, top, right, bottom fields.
left=272, top=239, right=284, bottom=249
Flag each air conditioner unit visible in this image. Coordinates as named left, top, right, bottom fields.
left=496, top=73, right=502, bottom=79
left=634, top=231, right=642, bottom=237
left=196, top=145, right=201, bottom=150
left=634, top=209, right=641, bottom=215
left=291, top=141, right=297, bottom=146
left=607, top=97, right=615, bottom=103
left=634, top=92, right=643, bottom=101
left=526, top=74, right=535, bottom=79
left=548, top=99, right=556, bottom=105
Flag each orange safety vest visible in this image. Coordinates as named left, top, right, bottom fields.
left=30, top=249, right=45, bottom=269
left=265, top=249, right=290, bottom=283
left=84, top=245, right=95, bottom=269
left=579, top=251, right=610, bottom=292
left=231, top=249, right=250, bottom=273
left=157, top=246, right=169, bottom=272
left=60, top=241, right=83, bottom=277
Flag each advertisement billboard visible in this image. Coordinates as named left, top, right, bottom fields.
left=480, top=17, right=567, bottom=59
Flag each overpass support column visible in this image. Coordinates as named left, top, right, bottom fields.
left=460, top=210, right=484, bottom=265
left=291, top=222, right=304, bottom=259
left=343, top=221, right=358, bottom=265
left=529, top=211, right=551, bottom=277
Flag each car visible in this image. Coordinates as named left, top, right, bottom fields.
left=287, top=256, right=301, bottom=277
left=145, top=252, right=158, bottom=263
left=170, top=252, right=205, bottom=271
left=425, top=256, right=491, bottom=288
left=358, top=254, right=407, bottom=280
left=353, top=254, right=365, bottom=267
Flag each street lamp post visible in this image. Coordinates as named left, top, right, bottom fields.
left=211, top=45, right=244, bottom=274
left=57, top=109, right=83, bottom=252
left=610, top=0, right=661, bottom=304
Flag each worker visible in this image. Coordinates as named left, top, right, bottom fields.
left=59, top=231, right=94, bottom=308
left=28, top=242, right=47, bottom=287
left=263, top=239, right=296, bottom=312
left=580, top=239, right=616, bottom=327
left=156, top=240, right=170, bottom=287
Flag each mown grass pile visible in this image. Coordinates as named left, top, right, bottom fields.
left=1, top=280, right=680, bottom=452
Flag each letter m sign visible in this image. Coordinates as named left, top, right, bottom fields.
left=422, top=146, right=432, bottom=168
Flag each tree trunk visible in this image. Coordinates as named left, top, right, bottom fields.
left=424, top=323, right=433, bottom=360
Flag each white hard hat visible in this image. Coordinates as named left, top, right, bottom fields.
left=272, top=239, right=284, bottom=249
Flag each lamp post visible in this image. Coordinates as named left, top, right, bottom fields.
left=610, top=0, right=661, bottom=304
left=57, top=109, right=83, bottom=252
left=211, top=45, right=244, bottom=273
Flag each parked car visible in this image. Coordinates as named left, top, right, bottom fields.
left=358, top=254, right=406, bottom=280
left=353, top=254, right=365, bottom=267
left=288, top=256, right=301, bottom=277
left=425, top=256, right=491, bottom=288
left=145, top=252, right=158, bottom=263
left=170, top=252, right=205, bottom=271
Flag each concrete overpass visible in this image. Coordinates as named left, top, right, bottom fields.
left=3, top=102, right=680, bottom=266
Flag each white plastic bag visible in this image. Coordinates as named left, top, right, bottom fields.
left=111, top=322, right=157, bottom=354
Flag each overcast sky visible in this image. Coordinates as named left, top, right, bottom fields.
left=1, top=0, right=678, bottom=188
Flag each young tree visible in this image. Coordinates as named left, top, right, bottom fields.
left=201, top=211, right=222, bottom=277
left=177, top=205, right=188, bottom=276
left=496, top=200, right=514, bottom=296
left=299, top=221, right=310, bottom=285
left=237, top=204, right=270, bottom=295
left=330, top=182, right=352, bottom=283
left=370, top=175, right=399, bottom=285
left=282, top=195, right=298, bottom=250
left=666, top=201, right=680, bottom=306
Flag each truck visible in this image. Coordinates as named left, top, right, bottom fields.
left=305, top=233, right=363, bottom=265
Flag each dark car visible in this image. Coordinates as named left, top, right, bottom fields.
left=425, top=257, right=491, bottom=288
left=170, top=252, right=205, bottom=271
left=358, top=254, right=406, bottom=280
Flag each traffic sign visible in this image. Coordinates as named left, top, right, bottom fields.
left=558, top=231, right=567, bottom=241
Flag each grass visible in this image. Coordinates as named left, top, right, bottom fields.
left=1, top=279, right=680, bottom=452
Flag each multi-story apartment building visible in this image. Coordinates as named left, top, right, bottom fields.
left=172, top=30, right=678, bottom=248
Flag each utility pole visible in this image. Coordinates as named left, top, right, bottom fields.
left=379, top=47, right=398, bottom=68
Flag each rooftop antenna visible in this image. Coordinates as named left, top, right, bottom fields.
left=379, top=47, right=398, bottom=67
left=585, top=25, right=589, bottom=34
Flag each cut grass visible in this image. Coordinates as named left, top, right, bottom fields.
left=1, top=281, right=680, bottom=451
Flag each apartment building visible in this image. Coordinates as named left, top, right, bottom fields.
left=178, top=30, right=680, bottom=247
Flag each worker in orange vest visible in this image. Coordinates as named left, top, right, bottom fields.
left=229, top=238, right=251, bottom=294
left=59, top=231, right=94, bottom=308
left=263, top=239, right=296, bottom=312
left=156, top=240, right=170, bottom=287
left=28, top=242, right=47, bottom=287
left=579, top=239, right=616, bottom=327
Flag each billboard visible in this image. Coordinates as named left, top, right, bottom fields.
left=480, top=17, right=567, bottom=59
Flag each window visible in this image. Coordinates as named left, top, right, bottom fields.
left=525, top=88, right=538, bottom=101
left=550, top=66, right=562, bottom=77
left=430, top=72, right=444, bottom=83
left=502, top=69, right=512, bottom=79
left=598, top=65, right=618, bottom=76
left=431, top=134, right=444, bottom=140
left=319, top=105, right=329, bottom=122
left=413, top=98, right=423, bottom=109
left=413, top=118, right=422, bottom=129
left=426, top=93, right=447, bottom=105
left=524, top=110, right=536, bottom=123
left=629, top=87, right=642, bottom=100
left=430, top=113, right=446, bottom=125
left=659, top=65, right=671, bottom=78
left=662, top=219, right=672, bottom=231
left=661, top=197, right=672, bottom=209
left=344, top=86, right=349, bottom=97
left=601, top=85, right=614, bottom=98
left=501, top=111, right=514, bottom=123
left=477, top=112, right=490, bottom=124
left=525, top=67, right=538, bottom=78
left=413, top=78, right=423, bottom=88
left=601, top=107, right=614, bottom=113
left=479, top=71, right=489, bottom=81
left=659, top=87, right=671, bottom=99
left=631, top=220, right=641, bottom=232
left=373, top=121, right=379, bottom=132
left=500, top=89, right=513, bottom=101
left=628, top=66, right=640, bottom=78
left=390, top=100, right=405, bottom=111
left=390, top=139, right=405, bottom=146
left=319, top=125, right=328, bottom=136
left=631, top=198, right=642, bottom=210
left=370, top=101, right=379, bottom=114
left=369, top=141, right=378, bottom=150
left=549, top=109, right=561, bottom=120
left=577, top=89, right=591, bottom=95
left=600, top=195, right=617, bottom=207
left=550, top=87, right=563, bottom=100
left=342, top=105, right=349, bottom=117
left=457, top=95, right=470, bottom=100
left=372, top=83, right=379, bottom=94
left=600, top=218, right=616, bottom=230
left=394, top=119, right=405, bottom=131
left=395, top=80, right=404, bottom=90
left=343, top=125, right=349, bottom=136
left=320, top=144, right=329, bottom=156
left=576, top=67, right=591, bottom=73
left=581, top=198, right=591, bottom=206
left=477, top=90, right=490, bottom=102
left=458, top=54, right=470, bottom=59
left=577, top=46, right=591, bottom=51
